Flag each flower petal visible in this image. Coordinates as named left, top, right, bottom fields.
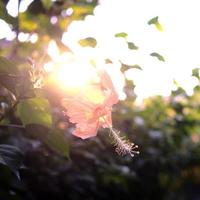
left=99, top=70, right=118, bottom=106
left=73, top=121, right=99, bottom=139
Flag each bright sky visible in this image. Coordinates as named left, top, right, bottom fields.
left=62, top=0, right=200, bottom=102
left=2, top=0, right=200, bottom=103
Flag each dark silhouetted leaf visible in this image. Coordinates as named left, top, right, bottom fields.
left=105, top=58, right=113, bottom=64
left=0, top=2, right=17, bottom=26
left=192, top=68, right=200, bottom=79
left=128, top=42, right=138, bottom=50
left=78, top=37, right=97, bottom=48
left=71, top=5, right=95, bottom=20
left=0, top=164, right=12, bottom=188
left=42, top=0, right=53, bottom=10
left=148, top=16, right=159, bottom=25
left=148, top=16, right=163, bottom=31
left=25, top=124, right=50, bottom=140
left=114, top=32, right=128, bottom=38
left=150, top=52, right=165, bottom=62
left=45, top=130, right=69, bottom=158
left=0, top=56, right=18, bottom=74
left=27, top=0, right=46, bottom=15
left=0, top=57, right=20, bottom=94
left=0, top=74, right=17, bottom=95
left=0, top=144, right=22, bottom=172
left=120, top=63, right=142, bottom=73
left=17, top=98, right=52, bottom=128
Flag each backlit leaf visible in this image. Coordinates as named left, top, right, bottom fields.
left=0, top=56, right=18, bottom=74
left=105, top=58, right=113, bottom=64
left=71, top=5, right=95, bottom=20
left=192, top=68, right=200, bottom=79
left=0, top=2, right=17, bottom=26
left=128, top=42, right=139, bottom=50
left=42, top=0, right=53, bottom=10
left=45, top=130, right=69, bottom=158
left=0, top=57, right=19, bottom=94
left=148, top=16, right=163, bottom=31
left=120, top=63, right=142, bottom=73
left=0, top=144, right=22, bottom=172
left=78, top=37, right=97, bottom=48
left=17, top=97, right=52, bottom=128
left=150, top=52, right=165, bottom=62
left=114, top=32, right=128, bottom=38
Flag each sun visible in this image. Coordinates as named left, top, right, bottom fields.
left=44, top=40, right=126, bottom=100
left=44, top=51, right=101, bottom=98
left=56, top=62, right=98, bottom=89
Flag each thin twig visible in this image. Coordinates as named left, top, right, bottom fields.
left=0, top=124, right=24, bottom=129
left=0, top=74, right=25, bottom=79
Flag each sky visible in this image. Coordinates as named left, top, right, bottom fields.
left=2, top=0, right=200, bottom=103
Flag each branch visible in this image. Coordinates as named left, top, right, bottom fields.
left=0, top=124, right=24, bottom=129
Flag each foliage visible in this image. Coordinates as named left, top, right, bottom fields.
left=148, top=16, right=163, bottom=31
left=1, top=73, right=200, bottom=200
left=150, top=52, right=165, bottom=62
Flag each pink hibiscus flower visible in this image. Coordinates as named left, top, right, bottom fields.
left=62, top=69, right=139, bottom=156
left=62, top=70, right=118, bottom=139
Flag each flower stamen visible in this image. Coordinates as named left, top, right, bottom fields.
left=109, top=127, right=139, bottom=157
left=102, top=117, right=139, bottom=157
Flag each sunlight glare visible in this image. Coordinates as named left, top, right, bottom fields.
left=56, top=62, right=98, bottom=89
left=47, top=40, right=60, bottom=61
left=0, top=19, right=14, bottom=40
left=45, top=49, right=101, bottom=94
left=19, top=0, right=34, bottom=12
left=61, top=0, right=200, bottom=103
left=6, top=0, right=19, bottom=17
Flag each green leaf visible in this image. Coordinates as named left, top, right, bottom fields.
left=114, top=32, right=128, bottom=38
left=148, top=16, right=159, bottom=25
left=0, top=2, right=17, bottom=26
left=0, top=57, right=20, bottom=94
left=192, top=68, right=200, bottom=79
left=78, top=37, right=97, bottom=48
left=105, top=58, right=113, bottom=64
left=0, top=144, right=22, bottom=172
left=0, top=164, right=12, bottom=187
left=25, top=124, right=50, bottom=140
left=41, top=0, right=53, bottom=10
left=120, top=63, right=142, bottom=73
left=0, top=56, right=18, bottom=74
left=17, top=97, right=52, bottom=128
left=19, top=12, right=38, bottom=32
left=0, top=74, right=18, bottom=94
left=148, top=16, right=163, bottom=31
left=150, top=52, right=165, bottom=62
left=45, top=130, right=69, bottom=158
left=128, top=42, right=139, bottom=50
left=71, top=5, right=95, bottom=20
left=27, top=0, right=46, bottom=15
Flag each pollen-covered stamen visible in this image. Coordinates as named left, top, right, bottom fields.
left=109, top=127, right=139, bottom=157
left=102, top=117, right=139, bottom=157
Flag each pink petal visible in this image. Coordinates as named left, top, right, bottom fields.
left=99, top=70, right=118, bottom=106
left=62, top=97, right=95, bottom=124
left=73, top=121, right=99, bottom=139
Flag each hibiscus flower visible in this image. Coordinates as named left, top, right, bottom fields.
left=62, top=69, right=139, bottom=156
left=62, top=70, right=117, bottom=138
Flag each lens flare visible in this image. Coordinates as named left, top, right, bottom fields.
left=56, top=63, right=98, bottom=89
